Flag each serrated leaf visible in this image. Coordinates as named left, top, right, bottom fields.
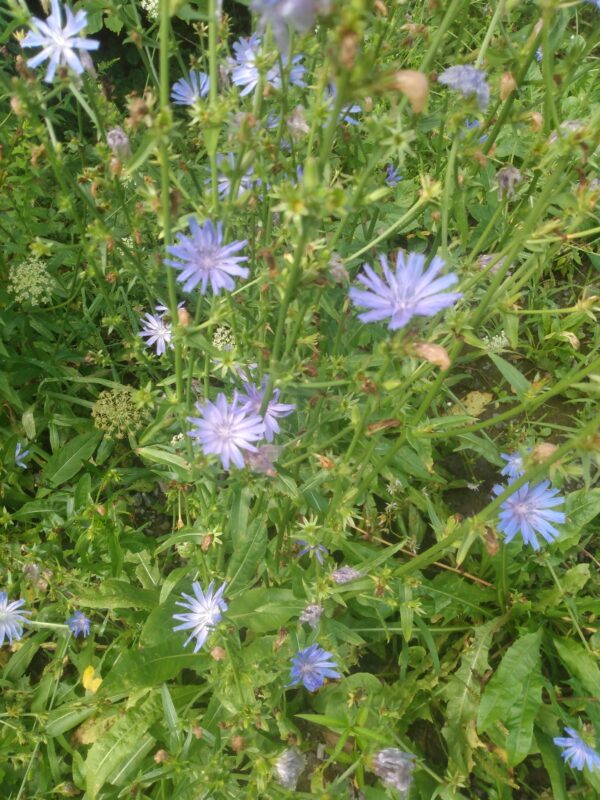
left=84, top=696, right=160, bottom=798
left=443, top=621, right=498, bottom=772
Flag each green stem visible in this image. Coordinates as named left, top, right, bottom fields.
left=159, top=0, right=183, bottom=402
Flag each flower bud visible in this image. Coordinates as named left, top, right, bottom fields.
left=413, top=342, right=451, bottom=370
left=529, top=111, right=543, bottom=132
left=500, top=72, right=517, bottom=101
left=210, top=646, right=226, bottom=661
left=177, top=306, right=191, bottom=326
left=531, top=442, right=558, bottom=463
left=390, top=70, right=429, bottom=113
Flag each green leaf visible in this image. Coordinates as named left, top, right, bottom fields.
left=44, top=431, right=101, bottom=486
left=557, top=488, right=600, bottom=550
left=136, top=445, right=192, bottom=475
left=226, top=517, right=267, bottom=591
left=102, top=640, right=209, bottom=691
left=84, top=696, right=160, bottom=798
left=488, top=353, right=532, bottom=400
left=22, top=406, right=36, bottom=439
left=46, top=706, right=96, bottom=738
left=77, top=579, right=159, bottom=610
left=443, top=621, right=498, bottom=772
left=553, top=638, right=600, bottom=697
left=228, top=588, right=303, bottom=633
left=478, top=630, right=543, bottom=766
left=536, top=728, right=568, bottom=800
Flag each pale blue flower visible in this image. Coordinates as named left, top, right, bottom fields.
left=171, top=71, right=209, bottom=105
left=299, top=603, right=323, bottom=628
left=187, top=391, right=265, bottom=470
left=252, top=0, right=331, bottom=53
left=349, top=251, right=462, bottom=331
left=239, top=378, right=295, bottom=441
left=165, top=219, right=248, bottom=295
left=173, top=581, right=227, bottom=652
left=554, top=727, right=600, bottom=771
left=372, top=748, right=416, bottom=793
left=230, top=34, right=306, bottom=97
left=21, top=0, right=99, bottom=83
left=215, top=153, right=257, bottom=199
left=288, top=643, right=341, bottom=691
left=331, top=566, right=363, bottom=584
left=500, top=451, right=526, bottom=481
left=295, top=540, right=329, bottom=564
left=15, top=442, right=30, bottom=470
left=0, top=592, right=30, bottom=646
left=465, top=117, right=488, bottom=143
left=385, top=164, right=402, bottom=187
left=275, top=747, right=306, bottom=790
left=438, top=65, right=490, bottom=110
left=139, top=312, right=173, bottom=356
left=494, top=481, right=566, bottom=550
left=67, top=611, right=91, bottom=638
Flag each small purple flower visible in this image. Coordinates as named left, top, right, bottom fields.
left=173, top=581, right=228, bottom=652
left=239, top=378, right=295, bottom=442
left=465, top=117, right=488, bottom=143
left=349, top=251, right=462, bottom=331
left=171, top=71, right=210, bottom=106
left=438, top=65, right=490, bottom=110
left=385, top=164, right=402, bottom=187
left=274, top=748, right=306, bottom=790
left=372, top=748, right=416, bottom=793
left=288, top=643, right=341, bottom=691
left=553, top=727, right=600, bottom=772
left=15, top=442, right=30, bottom=470
left=244, top=444, right=282, bottom=475
left=0, top=592, right=30, bottom=646
left=187, top=392, right=265, bottom=470
left=67, top=611, right=91, bottom=638
left=494, top=481, right=566, bottom=550
left=165, top=219, right=248, bottom=295
left=295, top=540, right=329, bottom=565
left=299, top=603, right=323, bottom=628
left=139, top=312, right=173, bottom=356
left=500, top=451, right=526, bottom=482
left=230, top=34, right=306, bottom=97
left=331, top=566, right=363, bottom=584
left=21, top=0, right=99, bottom=83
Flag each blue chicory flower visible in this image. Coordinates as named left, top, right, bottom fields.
left=251, top=0, right=331, bottom=54
left=494, top=480, right=566, bottom=550
left=230, top=33, right=306, bottom=97
left=165, top=219, right=248, bottom=295
left=349, top=251, right=462, bottom=331
left=67, top=611, right=91, bottom=638
left=500, top=451, right=526, bottom=482
left=187, top=391, right=265, bottom=470
left=239, top=378, right=295, bottom=441
left=326, top=84, right=361, bottom=125
left=0, top=592, right=30, bottom=646
left=385, top=164, right=402, bottom=187
left=553, top=727, right=600, bottom=771
left=21, top=0, right=99, bottom=83
left=139, top=312, right=173, bottom=356
left=15, top=442, right=30, bottom=470
left=171, top=71, right=209, bottom=105
left=288, top=643, right=341, bottom=691
left=295, top=540, right=329, bottom=564
left=438, top=65, right=490, bottom=110
left=173, top=581, right=228, bottom=652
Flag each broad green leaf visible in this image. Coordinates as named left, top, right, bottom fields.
left=478, top=631, right=543, bottom=766
left=443, top=621, right=498, bottom=772
left=77, top=579, right=159, bottom=610
left=553, top=638, right=600, bottom=697
left=136, top=445, right=192, bottom=475
left=84, top=696, right=160, bottom=799
left=102, top=640, right=209, bottom=691
left=228, top=588, right=303, bottom=633
left=44, top=431, right=101, bottom=486
left=557, top=488, right=600, bottom=550
left=226, top=517, right=267, bottom=591
left=537, top=729, right=568, bottom=800
left=46, top=706, right=96, bottom=737
left=230, top=487, right=252, bottom=550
